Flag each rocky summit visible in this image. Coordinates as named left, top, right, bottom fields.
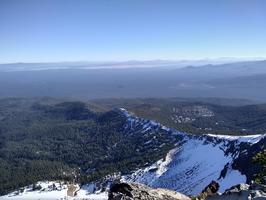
left=108, top=182, right=191, bottom=200
left=108, top=182, right=266, bottom=200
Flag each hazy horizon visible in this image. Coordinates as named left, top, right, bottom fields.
left=1, top=56, right=266, bottom=64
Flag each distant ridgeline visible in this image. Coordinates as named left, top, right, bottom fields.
left=0, top=98, right=265, bottom=195
left=93, top=97, right=266, bottom=135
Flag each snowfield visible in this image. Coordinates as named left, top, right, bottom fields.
left=122, top=136, right=246, bottom=195
left=207, top=133, right=265, bottom=144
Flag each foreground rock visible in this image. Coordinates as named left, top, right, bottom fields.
left=108, top=182, right=266, bottom=200
left=108, top=182, right=191, bottom=200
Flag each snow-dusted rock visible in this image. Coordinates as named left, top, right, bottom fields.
left=206, top=183, right=266, bottom=200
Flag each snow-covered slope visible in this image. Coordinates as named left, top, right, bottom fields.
left=120, top=108, right=266, bottom=195
left=0, top=181, right=108, bottom=200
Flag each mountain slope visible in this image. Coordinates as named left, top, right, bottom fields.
left=1, top=108, right=265, bottom=199
left=93, top=98, right=266, bottom=135
left=0, top=99, right=265, bottom=199
left=0, top=99, right=177, bottom=195
left=120, top=109, right=265, bottom=195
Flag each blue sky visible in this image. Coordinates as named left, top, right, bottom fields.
left=0, top=0, right=266, bottom=63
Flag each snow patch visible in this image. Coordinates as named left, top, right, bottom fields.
left=0, top=181, right=108, bottom=200
left=207, top=134, right=266, bottom=144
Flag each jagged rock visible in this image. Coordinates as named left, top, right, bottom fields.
left=226, top=183, right=250, bottom=193
left=67, top=184, right=78, bottom=197
left=193, top=181, right=220, bottom=200
left=206, top=183, right=266, bottom=200
left=108, top=182, right=266, bottom=200
left=108, top=181, right=220, bottom=200
left=108, top=182, right=191, bottom=200
left=250, top=183, right=266, bottom=193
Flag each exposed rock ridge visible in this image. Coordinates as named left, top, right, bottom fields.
left=108, top=182, right=266, bottom=200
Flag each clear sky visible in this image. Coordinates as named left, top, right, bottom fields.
left=0, top=0, right=266, bottom=63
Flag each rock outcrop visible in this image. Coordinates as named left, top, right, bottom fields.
left=108, top=182, right=191, bottom=200
left=206, top=183, right=266, bottom=200
left=108, top=182, right=266, bottom=200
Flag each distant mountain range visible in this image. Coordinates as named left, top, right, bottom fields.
left=0, top=60, right=266, bottom=102
left=0, top=58, right=264, bottom=71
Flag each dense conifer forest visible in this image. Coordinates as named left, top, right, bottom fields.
left=0, top=98, right=176, bottom=195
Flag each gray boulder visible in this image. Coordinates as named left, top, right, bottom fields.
left=108, top=182, right=191, bottom=200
